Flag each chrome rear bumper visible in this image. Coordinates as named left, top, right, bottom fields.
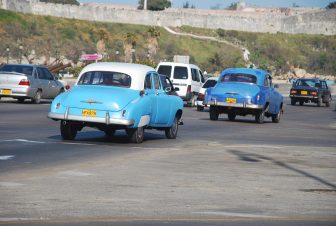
left=48, top=112, right=134, bottom=126
left=207, top=101, right=263, bottom=109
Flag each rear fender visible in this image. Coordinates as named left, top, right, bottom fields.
left=123, top=96, right=152, bottom=128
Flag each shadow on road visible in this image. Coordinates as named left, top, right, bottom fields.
left=228, top=149, right=336, bottom=190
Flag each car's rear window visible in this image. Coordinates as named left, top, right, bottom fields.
left=203, top=79, right=217, bottom=88
left=78, top=71, right=132, bottom=88
left=173, top=66, right=188, bottom=80
left=221, top=73, right=257, bottom=84
left=157, top=65, right=172, bottom=77
left=294, top=79, right=320, bottom=88
left=0, top=65, right=33, bottom=76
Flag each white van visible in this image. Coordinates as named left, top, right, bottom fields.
left=156, top=62, right=205, bottom=106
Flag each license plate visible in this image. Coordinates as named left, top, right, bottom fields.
left=301, top=91, right=308, bottom=95
left=1, top=89, right=12, bottom=95
left=82, top=109, right=96, bottom=117
left=226, top=98, right=236, bottom=103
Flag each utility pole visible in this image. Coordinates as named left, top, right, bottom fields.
left=144, top=0, right=147, bottom=10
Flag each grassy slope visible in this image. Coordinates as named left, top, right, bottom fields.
left=0, top=9, right=335, bottom=76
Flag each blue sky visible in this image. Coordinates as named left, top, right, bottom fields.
left=79, top=0, right=332, bottom=8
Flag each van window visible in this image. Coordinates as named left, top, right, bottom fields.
left=174, top=66, right=188, bottom=80
left=191, top=68, right=199, bottom=82
left=199, top=70, right=205, bottom=83
left=157, top=65, right=172, bottom=77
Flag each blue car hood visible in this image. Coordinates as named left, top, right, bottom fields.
left=61, top=85, right=139, bottom=112
left=212, top=82, right=260, bottom=97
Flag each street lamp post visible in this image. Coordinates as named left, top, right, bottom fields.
left=19, top=44, right=23, bottom=64
left=144, top=0, right=147, bottom=10
left=115, top=50, right=120, bottom=62
left=131, top=48, right=135, bottom=63
left=6, top=47, right=10, bottom=64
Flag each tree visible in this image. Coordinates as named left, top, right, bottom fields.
left=40, top=0, right=80, bottom=5
left=138, top=0, right=171, bottom=11
left=226, top=2, right=238, bottom=10
left=183, top=1, right=195, bottom=9
left=326, top=1, right=336, bottom=9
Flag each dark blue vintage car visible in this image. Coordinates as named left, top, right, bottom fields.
left=204, top=68, right=283, bottom=123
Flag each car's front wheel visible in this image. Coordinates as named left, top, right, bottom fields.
left=317, top=96, right=322, bottom=107
left=31, top=90, right=41, bottom=104
left=255, top=109, right=265, bottom=124
left=60, top=120, right=77, bottom=140
left=272, top=109, right=282, bottom=123
left=209, top=106, right=219, bottom=121
left=299, top=101, right=304, bottom=106
left=196, top=105, right=204, bottom=111
left=228, top=112, right=236, bottom=121
left=325, top=95, right=331, bottom=107
left=104, top=128, right=116, bottom=137
left=127, top=127, right=144, bottom=143
left=165, top=116, right=179, bottom=139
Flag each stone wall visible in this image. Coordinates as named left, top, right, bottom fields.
left=1, top=0, right=335, bottom=35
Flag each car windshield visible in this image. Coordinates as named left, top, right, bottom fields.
left=203, top=79, right=217, bottom=88
left=294, top=79, right=321, bottom=88
left=78, top=71, right=132, bottom=88
left=221, top=73, right=257, bottom=84
left=0, top=65, right=33, bottom=76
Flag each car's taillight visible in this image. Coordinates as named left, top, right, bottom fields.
left=65, top=85, right=70, bottom=90
left=18, top=79, right=30, bottom=86
left=56, top=103, right=61, bottom=109
left=311, top=91, right=317, bottom=96
left=139, top=90, right=145, bottom=96
left=197, top=93, right=204, bottom=101
left=290, top=90, right=297, bottom=94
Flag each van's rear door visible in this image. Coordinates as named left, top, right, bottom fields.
left=171, top=66, right=189, bottom=99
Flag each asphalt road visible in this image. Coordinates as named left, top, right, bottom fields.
left=0, top=92, right=335, bottom=225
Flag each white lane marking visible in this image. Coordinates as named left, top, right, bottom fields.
left=194, top=211, right=278, bottom=219
left=0, top=217, right=49, bottom=221
left=60, top=142, right=96, bottom=146
left=0, top=182, right=23, bottom=187
left=0, top=155, right=14, bottom=160
left=58, top=170, right=93, bottom=177
left=1, top=139, right=46, bottom=144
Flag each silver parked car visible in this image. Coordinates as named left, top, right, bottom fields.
left=0, top=64, right=64, bottom=103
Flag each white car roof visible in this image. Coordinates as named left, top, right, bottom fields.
left=77, top=62, right=155, bottom=90
left=157, top=62, right=200, bottom=69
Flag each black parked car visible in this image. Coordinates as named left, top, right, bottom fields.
left=289, top=79, right=331, bottom=107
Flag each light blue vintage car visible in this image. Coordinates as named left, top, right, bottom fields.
left=204, top=68, right=283, bottom=123
left=48, top=62, right=183, bottom=143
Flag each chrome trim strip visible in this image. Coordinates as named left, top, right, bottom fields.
left=47, top=112, right=134, bottom=125
left=207, top=101, right=263, bottom=109
left=290, top=95, right=317, bottom=98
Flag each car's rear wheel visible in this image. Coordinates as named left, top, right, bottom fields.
left=299, top=101, right=304, bottom=106
left=209, top=106, right=219, bottom=121
left=127, top=127, right=144, bottom=143
left=317, top=96, right=322, bottom=107
left=31, top=90, right=41, bottom=104
left=196, top=105, right=204, bottom=111
left=255, top=109, right=265, bottom=124
left=228, top=112, right=236, bottom=121
left=272, top=109, right=282, bottom=123
left=325, top=96, right=331, bottom=107
left=290, top=99, right=296, bottom=106
left=60, top=120, right=77, bottom=140
left=165, top=116, right=178, bottom=139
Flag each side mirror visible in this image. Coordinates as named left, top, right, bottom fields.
left=274, top=84, right=279, bottom=89
left=165, top=87, right=172, bottom=93
left=174, top=87, right=180, bottom=91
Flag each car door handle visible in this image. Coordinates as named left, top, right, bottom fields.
left=156, top=92, right=160, bottom=96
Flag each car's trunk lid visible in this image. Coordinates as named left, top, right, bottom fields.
left=0, top=72, right=29, bottom=87
left=212, top=82, right=260, bottom=97
left=62, top=85, right=139, bottom=112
